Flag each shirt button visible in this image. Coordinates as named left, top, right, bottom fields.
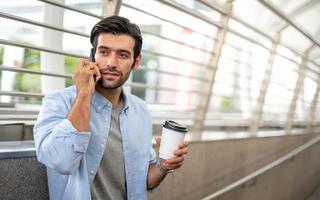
left=90, top=170, right=94, bottom=175
left=97, top=106, right=101, bottom=110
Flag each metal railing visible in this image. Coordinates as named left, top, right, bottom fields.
left=0, top=0, right=319, bottom=133
left=36, top=0, right=102, bottom=19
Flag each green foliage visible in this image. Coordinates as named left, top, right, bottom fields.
left=15, top=51, right=77, bottom=94
left=220, top=96, right=233, bottom=112
left=15, top=49, right=40, bottom=93
left=64, top=56, right=77, bottom=87
left=0, top=47, right=3, bottom=65
left=0, top=47, right=3, bottom=81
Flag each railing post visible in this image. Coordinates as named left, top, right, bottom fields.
left=191, top=0, right=233, bottom=140
left=307, top=65, right=320, bottom=132
left=41, top=0, right=65, bottom=94
left=285, top=45, right=313, bottom=134
left=249, top=31, right=282, bottom=136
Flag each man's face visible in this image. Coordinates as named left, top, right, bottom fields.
left=95, top=33, right=141, bottom=90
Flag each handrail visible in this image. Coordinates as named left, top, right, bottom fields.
left=0, top=11, right=89, bottom=38
left=138, top=67, right=209, bottom=82
left=0, top=38, right=87, bottom=58
left=155, top=0, right=223, bottom=29
left=0, top=39, right=213, bottom=72
left=122, top=3, right=216, bottom=41
left=143, top=50, right=213, bottom=69
left=1, top=8, right=216, bottom=67
left=0, top=65, right=72, bottom=79
left=0, top=81, right=205, bottom=98
left=141, top=29, right=215, bottom=55
left=0, top=91, right=44, bottom=98
left=3, top=1, right=216, bottom=58
left=36, top=0, right=102, bottom=19
left=201, top=134, right=320, bottom=200
left=0, top=65, right=208, bottom=83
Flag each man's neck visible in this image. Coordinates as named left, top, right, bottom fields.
left=95, top=85, right=122, bottom=108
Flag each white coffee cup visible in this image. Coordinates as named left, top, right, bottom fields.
left=159, top=120, right=188, bottom=159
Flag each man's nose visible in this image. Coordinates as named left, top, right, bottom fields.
left=106, top=52, right=118, bottom=67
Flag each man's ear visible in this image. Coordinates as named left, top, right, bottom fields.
left=132, top=54, right=142, bottom=70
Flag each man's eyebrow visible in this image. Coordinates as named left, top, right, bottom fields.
left=97, top=46, right=109, bottom=50
left=97, top=46, right=131, bottom=55
left=118, top=49, right=131, bottom=55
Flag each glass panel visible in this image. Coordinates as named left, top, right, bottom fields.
left=232, top=0, right=285, bottom=37
left=261, top=55, right=299, bottom=124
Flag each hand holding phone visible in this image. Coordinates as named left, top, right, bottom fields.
left=72, top=47, right=100, bottom=94
left=89, top=48, right=100, bottom=82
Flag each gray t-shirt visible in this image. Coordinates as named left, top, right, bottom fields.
left=91, top=101, right=126, bottom=200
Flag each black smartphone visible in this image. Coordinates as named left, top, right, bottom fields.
left=90, top=48, right=95, bottom=62
left=90, top=48, right=97, bottom=82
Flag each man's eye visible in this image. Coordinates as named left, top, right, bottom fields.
left=119, top=54, right=129, bottom=59
left=99, top=50, right=107, bottom=54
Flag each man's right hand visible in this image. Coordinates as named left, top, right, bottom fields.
left=72, top=58, right=101, bottom=95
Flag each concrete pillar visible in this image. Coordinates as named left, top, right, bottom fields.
left=285, top=46, right=313, bottom=134
left=249, top=32, right=282, bottom=136
left=101, top=0, right=122, bottom=18
left=40, top=0, right=65, bottom=94
left=191, top=0, right=233, bottom=140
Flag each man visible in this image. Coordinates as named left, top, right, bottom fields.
left=34, top=15, right=188, bottom=200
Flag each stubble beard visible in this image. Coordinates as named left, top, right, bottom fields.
left=98, top=70, right=131, bottom=90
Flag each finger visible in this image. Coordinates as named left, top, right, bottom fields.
left=179, top=141, right=189, bottom=148
left=76, top=58, right=84, bottom=71
left=77, top=58, right=89, bottom=71
left=174, top=148, right=188, bottom=156
left=155, top=136, right=161, bottom=145
left=168, top=162, right=183, bottom=169
left=90, top=62, right=101, bottom=82
left=165, top=156, right=184, bottom=164
left=163, top=161, right=183, bottom=169
left=82, top=59, right=89, bottom=66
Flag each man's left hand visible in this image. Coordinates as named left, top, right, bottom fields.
left=155, top=136, right=189, bottom=171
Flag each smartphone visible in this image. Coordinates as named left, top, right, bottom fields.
left=90, top=48, right=95, bottom=62
left=90, top=48, right=97, bottom=82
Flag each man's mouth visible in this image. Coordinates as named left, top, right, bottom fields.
left=101, top=71, right=120, bottom=80
left=100, top=69, right=120, bottom=77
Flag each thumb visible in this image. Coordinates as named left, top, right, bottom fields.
left=155, top=136, right=161, bottom=146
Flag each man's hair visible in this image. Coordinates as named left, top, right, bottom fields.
left=90, top=15, right=142, bottom=59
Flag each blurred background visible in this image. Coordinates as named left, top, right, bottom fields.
left=0, top=0, right=320, bottom=200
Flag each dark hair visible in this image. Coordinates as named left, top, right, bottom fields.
left=90, top=15, right=142, bottom=59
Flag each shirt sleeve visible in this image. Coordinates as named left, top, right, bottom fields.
left=33, top=91, right=91, bottom=175
left=149, top=146, right=157, bottom=165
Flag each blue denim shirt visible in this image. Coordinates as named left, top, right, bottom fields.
left=34, top=86, right=157, bottom=200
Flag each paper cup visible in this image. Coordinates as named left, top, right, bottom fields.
left=159, top=120, right=188, bottom=159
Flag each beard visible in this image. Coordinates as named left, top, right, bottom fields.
left=98, top=67, right=131, bottom=90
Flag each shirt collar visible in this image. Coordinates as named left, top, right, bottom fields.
left=91, top=90, right=110, bottom=113
left=121, top=89, right=130, bottom=115
left=91, top=89, right=130, bottom=115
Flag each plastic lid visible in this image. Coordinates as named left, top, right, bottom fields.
left=162, top=120, right=188, bottom=133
